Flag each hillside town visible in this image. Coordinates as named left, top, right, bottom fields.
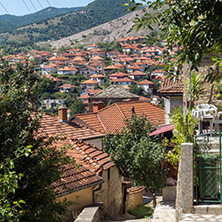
left=3, top=36, right=182, bottom=115
left=1, top=1, right=222, bottom=222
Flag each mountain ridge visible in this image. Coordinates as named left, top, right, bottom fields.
left=0, top=7, right=83, bottom=34
left=0, top=0, right=130, bottom=49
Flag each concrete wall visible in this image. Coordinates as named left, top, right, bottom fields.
left=94, top=166, right=123, bottom=220
left=126, top=190, right=143, bottom=211
left=56, top=187, right=93, bottom=221
left=164, top=96, right=183, bottom=124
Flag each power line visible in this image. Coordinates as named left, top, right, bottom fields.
left=0, top=2, right=10, bottom=14
left=29, top=0, right=38, bottom=12
left=0, top=1, right=19, bottom=27
left=37, top=0, right=44, bottom=10
left=22, top=0, right=32, bottom=14
left=46, top=0, right=51, bottom=7
left=45, top=0, right=55, bottom=16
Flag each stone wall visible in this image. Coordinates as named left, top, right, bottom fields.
left=175, top=143, right=194, bottom=221
left=94, top=166, right=123, bottom=220
left=75, top=205, right=101, bottom=222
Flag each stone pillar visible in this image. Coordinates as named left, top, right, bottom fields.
left=180, top=143, right=193, bottom=213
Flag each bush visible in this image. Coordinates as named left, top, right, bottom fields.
left=128, top=205, right=153, bottom=219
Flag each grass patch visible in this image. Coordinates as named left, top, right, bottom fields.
left=128, top=204, right=153, bottom=219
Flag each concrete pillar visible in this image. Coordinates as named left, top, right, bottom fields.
left=180, top=143, right=193, bottom=213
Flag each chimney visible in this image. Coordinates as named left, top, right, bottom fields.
left=93, top=101, right=103, bottom=112
left=58, top=107, right=68, bottom=122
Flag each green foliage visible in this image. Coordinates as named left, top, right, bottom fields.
left=168, top=107, right=198, bottom=165
left=0, top=7, right=83, bottom=34
left=128, top=204, right=153, bottom=219
left=129, top=85, right=147, bottom=96
left=97, top=41, right=122, bottom=52
left=186, top=71, right=204, bottom=102
left=35, top=76, right=56, bottom=94
left=103, top=115, right=166, bottom=207
left=128, top=0, right=222, bottom=78
left=0, top=56, right=71, bottom=221
left=65, top=96, right=84, bottom=116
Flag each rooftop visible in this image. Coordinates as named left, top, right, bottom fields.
left=72, top=101, right=165, bottom=134
left=92, top=85, right=139, bottom=99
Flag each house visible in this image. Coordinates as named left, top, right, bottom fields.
left=80, top=79, right=98, bottom=90
left=71, top=100, right=165, bottom=134
left=38, top=111, right=124, bottom=220
left=57, top=66, right=78, bottom=75
left=80, top=66, right=97, bottom=78
left=90, top=74, right=105, bottom=85
left=42, top=65, right=57, bottom=75
left=151, top=69, right=167, bottom=77
left=128, top=70, right=147, bottom=81
left=54, top=138, right=123, bottom=221
left=157, top=77, right=183, bottom=124
left=38, top=108, right=105, bottom=147
left=109, top=72, right=129, bottom=80
left=43, top=99, right=66, bottom=109
left=87, top=43, right=100, bottom=50
left=59, top=84, right=76, bottom=93
left=104, top=65, right=119, bottom=74
left=111, top=78, right=135, bottom=86
left=137, top=79, right=155, bottom=95
left=126, top=64, right=145, bottom=73
left=88, top=85, right=139, bottom=111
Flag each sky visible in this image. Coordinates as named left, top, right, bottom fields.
left=0, top=0, right=95, bottom=16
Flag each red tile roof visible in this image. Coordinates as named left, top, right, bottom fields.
left=53, top=137, right=116, bottom=195
left=137, top=80, right=155, bottom=85
left=111, top=78, right=135, bottom=83
left=157, top=77, right=183, bottom=96
left=54, top=162, right=104, bottom=196
left=72, top=101, right=165, bottom=134
left=38, top=113, right=104, bottom=140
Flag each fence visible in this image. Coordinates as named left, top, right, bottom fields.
left=194, top=131, right=222, bottom=204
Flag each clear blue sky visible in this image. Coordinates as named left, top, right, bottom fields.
left=0, top=0, right=95, bottom=16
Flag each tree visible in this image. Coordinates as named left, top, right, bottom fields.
left=129, top=84, right=147, bottom=96
left=103, top=115, right=166, bottom=207
left=0, top=56, right=71, bottom=221
left=127, top=0, right=222, bottom=79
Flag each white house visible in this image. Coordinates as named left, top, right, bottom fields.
left=137, top=79, right=155, bottom=94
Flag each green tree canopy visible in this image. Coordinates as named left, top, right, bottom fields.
left=0, top=57, right=71, bottom=221
left=103, top=115, right=166, bottom=207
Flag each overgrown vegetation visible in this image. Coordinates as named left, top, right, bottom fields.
left=104, top=115, right=166, bottom=208
left=0, top=56, right=72, bottom=221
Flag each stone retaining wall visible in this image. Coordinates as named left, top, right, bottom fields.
left=75, top=205, right=101, bottom=222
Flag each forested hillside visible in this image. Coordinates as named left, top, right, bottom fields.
left=0, top=7, right=83, bottom=34
left=0, top=0, right=129, bottom=52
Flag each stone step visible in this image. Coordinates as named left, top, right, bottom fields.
left=180, top=213, right=222, bottom=221
left=193, top=204, right=222, bottom=214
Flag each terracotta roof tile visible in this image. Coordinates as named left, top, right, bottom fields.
left=71, top=101, right=165, bottom=134
left=38, top=113, right=104, bottom=140
left=157, top=77, right=183, bottom=96
left=54, top=163, right=104, bottom=196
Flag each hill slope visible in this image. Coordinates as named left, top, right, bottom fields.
left=38, top=7, right=157, bottom=49
left=0, top=7, right=83, bottom=34
left=0, top=0, right=129, bottom=49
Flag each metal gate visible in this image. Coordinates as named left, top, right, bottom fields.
left=194, top=131, right=222, bottom=204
